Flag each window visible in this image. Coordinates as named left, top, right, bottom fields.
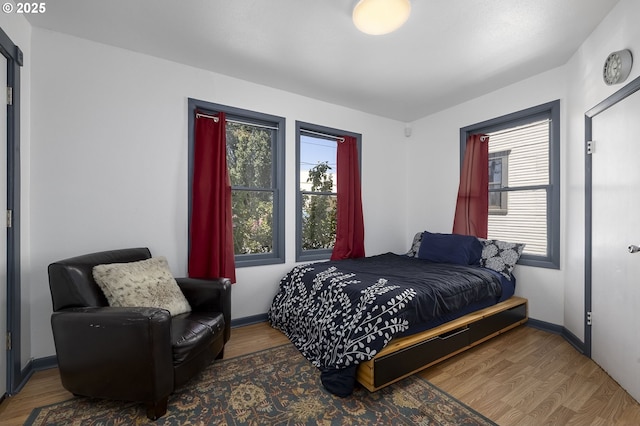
left=460, top=100, right=560, bottom=269
left=489, top=150, right=510, bottom=214
left=188, top=99, right=285, bottom=267
left=296, top=121, right=361, bottom=262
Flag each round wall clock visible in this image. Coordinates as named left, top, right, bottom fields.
left=603, top=49, right=633, bottom=86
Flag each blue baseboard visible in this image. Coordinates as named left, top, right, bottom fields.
left=32, top=355, right=58, bottom=371
left=12, top=355, right=58, bottom=395
left=231, top=313, right=269, bottom=328
left=526, top=318, right=585, bottom=354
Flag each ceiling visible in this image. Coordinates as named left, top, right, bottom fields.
left=25, top=0, right=620, bottom=122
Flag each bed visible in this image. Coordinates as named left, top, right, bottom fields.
left=268, top=231, right=528, bottom=396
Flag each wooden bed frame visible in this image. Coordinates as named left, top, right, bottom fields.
left=357, top=296, right=528, bottom=391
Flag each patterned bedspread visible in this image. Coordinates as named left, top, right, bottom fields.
left=268, top=253, right=502, bottom=395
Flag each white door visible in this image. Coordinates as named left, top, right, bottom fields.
left=591, top=90, right=640, bottom=403
left=0, top=53, right=7, bottom=397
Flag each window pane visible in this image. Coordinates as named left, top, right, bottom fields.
left=489, top=152, right=509, bottom=214
left=226, top=122, right=273, bottom=188
left=300, top=135, right=337, bottom=192
left=489, top=187, right=507, bottom=213
left=488, top=120, right=549, bottom=186
left=489, top=157, right=503, bottom=185
left=488, top=189, right=547, bottom=256
left=232, top=190, right=273, bottom=255
left=301, top=193, right=336, bottom=250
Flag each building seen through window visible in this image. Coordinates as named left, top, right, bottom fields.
left=486, top=120, right=549, bottom=256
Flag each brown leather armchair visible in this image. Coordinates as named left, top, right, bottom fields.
left=47, top=248, right=231, bottom=420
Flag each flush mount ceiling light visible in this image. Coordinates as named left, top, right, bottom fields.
left=352, top=0, right=411, bottom=35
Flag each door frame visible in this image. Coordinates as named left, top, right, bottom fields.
left=0, top=26, right=22, bottom=395
left=584, top=74, right=640, bottom=357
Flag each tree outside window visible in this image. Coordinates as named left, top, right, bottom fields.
left=302, top=160, right=337, bottom=250
left=296, top=121, right=361, bottom=262
left=226, top=122, right=275, bottom=255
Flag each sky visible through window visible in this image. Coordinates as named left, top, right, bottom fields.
left=300, top=135, right=337, bottom=192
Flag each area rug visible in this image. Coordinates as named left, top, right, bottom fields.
left=25, top=344, right=496, bottom=425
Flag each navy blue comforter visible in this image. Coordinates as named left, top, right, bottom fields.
left=268, top=252, right=503, bottom=395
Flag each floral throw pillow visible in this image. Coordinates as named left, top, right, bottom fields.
left=479, top=239, right=525, bottom=280
left=406, top=232, right=424, bottom=257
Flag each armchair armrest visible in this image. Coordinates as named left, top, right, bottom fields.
left=51, top=306, right=173, bottom=403
left=176, top=277, right=231, bottom=342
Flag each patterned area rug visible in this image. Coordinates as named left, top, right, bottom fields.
left=26, top=344, right=496, bottom=425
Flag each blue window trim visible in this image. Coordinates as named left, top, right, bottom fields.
left=188, top=98, right=286, bottom=267
left=295, top=121, right=362, bottom=262
left=459, top=100, right=560, bottom=269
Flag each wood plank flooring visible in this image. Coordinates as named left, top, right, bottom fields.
left=0, top=323, right=638, bottom=425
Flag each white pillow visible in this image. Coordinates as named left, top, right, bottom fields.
left=92, top=256, right=191, bottom=316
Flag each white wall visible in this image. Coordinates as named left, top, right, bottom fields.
left=28, top=29, right=408, bottom=359
left=406, top=0, right=640, bottom=340
left=0, top=8, right=32, bottom=368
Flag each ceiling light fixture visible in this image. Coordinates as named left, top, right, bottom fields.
left=352, top=0, right=411, bottom=35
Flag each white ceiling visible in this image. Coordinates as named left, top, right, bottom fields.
left=25, top=0, right=620, bottom=122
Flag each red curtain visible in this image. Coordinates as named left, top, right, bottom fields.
left=188, top=111, right=236, bottom=283
left=452, top=134, right=489, bottom=238
left=331, top=135, right=365, bottom=260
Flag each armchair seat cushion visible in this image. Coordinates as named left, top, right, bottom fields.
left=171, top=312, right=225, bottom=365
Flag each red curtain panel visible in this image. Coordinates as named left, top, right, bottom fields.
left=189, top=111, right=236, bottom=282
left=452, top=134, right=489, bottom=238
left=331, top=135, right=365, bottom=260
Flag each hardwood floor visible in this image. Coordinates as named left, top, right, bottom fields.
left=0, top=323, right=638, bottom=425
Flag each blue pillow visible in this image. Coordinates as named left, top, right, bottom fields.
left=417, top=232, right=483, bottom=265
